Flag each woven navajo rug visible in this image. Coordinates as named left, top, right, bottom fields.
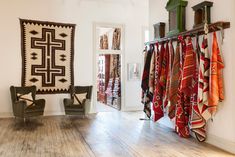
left=20, top=19, right=75, bottom=94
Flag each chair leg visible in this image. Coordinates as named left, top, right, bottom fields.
left=66, top=115, right=72, bottom=125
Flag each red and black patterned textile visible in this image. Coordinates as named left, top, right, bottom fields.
left=168, top=42, right=181, bottom=119
left=141, top=45, right=154, bottom=118
left=175, top=36, right=191, bottom=138
left=152, top=43, right=166, bottom=121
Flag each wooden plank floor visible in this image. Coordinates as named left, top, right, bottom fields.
left=0, top=111, right=234, bottom=157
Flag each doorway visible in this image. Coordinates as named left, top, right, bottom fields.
left=93, top=23, right=124, bottom=112
left=97, top=54, right=121, bottom=112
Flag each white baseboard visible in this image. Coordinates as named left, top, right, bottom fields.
left=206, top=133, right=235, bottom=154
left=121, top=106, right=142, bottom=111
left=44, top=111, right=65, bottom=116
left=0, top=112, right=13, bottom=118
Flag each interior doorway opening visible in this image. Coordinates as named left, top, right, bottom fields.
left=93, top=23, right=124, bottom=113
left=96, top=54, right=121, bottom=112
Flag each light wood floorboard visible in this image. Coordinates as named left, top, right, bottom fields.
left=0, top=112, right=234, bottom=157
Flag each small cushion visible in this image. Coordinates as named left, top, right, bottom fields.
left=74, top=93, right=87, bottom=105
left=17, top=92, right=34, bottom=106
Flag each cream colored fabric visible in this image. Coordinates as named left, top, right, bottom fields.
left=17, top=93, right=34, bottom=106
left=74, top=93, right=87, bottom=105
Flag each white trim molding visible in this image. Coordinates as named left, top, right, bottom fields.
left=206, top=133, right=235, bottom=154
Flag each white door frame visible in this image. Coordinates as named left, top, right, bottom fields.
left=91, top=22, right=125, bottom=113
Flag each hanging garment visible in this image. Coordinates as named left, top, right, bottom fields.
left=168, top=42, right=181, bottom=119
left=159, top=42, right=169, bottom=110
left=160, top=42, right=170, bottom=96
left=154, top=43, right=161, bottom=89
left=208, top=32, right=225, bottom=115
left=112, top=28, right=121, bottom=50
left=103, top=34, right=109, bottom=49
left=198, top=35, right=211, bottom=121
left=190, top=36, right=207, bottom=142
left=152, top=43, right=165, bottom=121
left=149, top=46, right=156, bottom=100
left=175, top=37, right=190, bottom=138
left=99, top=36, right=104, bottom=49
left=164, top=41, right=174, bottom=108
left=141, top=45, right=154, bottom=118
left=180, top=37, right=196, bottom=95
left=192, top=34, right=211, bottom=141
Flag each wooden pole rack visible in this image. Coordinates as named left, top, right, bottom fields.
left=145, top=21, right=230, bottom=45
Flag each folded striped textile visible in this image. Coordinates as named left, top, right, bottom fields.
left=175, top=37, right=190, bottom=138
left=189, top=36, right=206, bottom=142
left=180, top=37, right=196, bottom=96
left=191, top=34, right=211, bottom=141
left=164, top=41, right=174, bottom=108
left=168, top=42, right=181, bottom=119
left=198, top=35, right=211, bottom=121
left=208, top=32, right=225, bottom=115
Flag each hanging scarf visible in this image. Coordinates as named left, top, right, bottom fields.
left=175, top=36, right=190, bottom=138
left=191, top=34, right=211, bottom=141
left=153, top=43, right=165, bottom=121
left=180, top=37, right=196, bottom=95
left=168, top=42, right=181, bottom=119
left=160, top=42, right=169, bottom=110
left=198, top=35, right=211, bottom=121
left=190, top=36, right=207, bottom=142
left=164, top=41, right=174, bottom=108
left=141, top=45, right=153, bottom=118
left=154, top=43, right=161, bottom=87
left=149, top=45, right=156, bottom=100
left=208, top=32, right=225, bottom=115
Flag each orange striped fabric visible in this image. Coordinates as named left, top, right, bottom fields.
left=208, top=32, right=225, bottom=115
left=180, top=37, right=196, bottom=96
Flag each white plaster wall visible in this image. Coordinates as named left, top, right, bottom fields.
left=149, top=0, right=235, bottom=153
left=0, top=0, right=148, bottom=116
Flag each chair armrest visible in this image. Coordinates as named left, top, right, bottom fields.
left=13, top=101, right=27, bottom=117
left=34, top=99, right=46, bottom=108
left=84, top=99, right=91, bottom=115
left=63, top=98, right=73, bottom=106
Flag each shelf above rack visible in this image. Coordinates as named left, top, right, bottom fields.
left=145, top=21, right=230, bottom=45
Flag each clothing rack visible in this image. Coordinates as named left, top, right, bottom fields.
left=145, top=21, right=230, bottom=45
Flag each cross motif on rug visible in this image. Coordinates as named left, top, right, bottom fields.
left=31, top=28, right=66, bottom=87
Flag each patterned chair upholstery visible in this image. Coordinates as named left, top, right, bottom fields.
left=63, top=85, right=92, bottom=116
left=10, top=85, right=45, bottom=119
